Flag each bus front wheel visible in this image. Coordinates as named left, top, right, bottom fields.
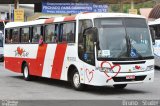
left=71, top=70, right=84, bottom=90
left=23, top=63, right=31, bottom=81
left=113, top=84, right=127, bottom=89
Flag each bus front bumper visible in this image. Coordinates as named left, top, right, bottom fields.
left=85, top=70, right=154, bottom=86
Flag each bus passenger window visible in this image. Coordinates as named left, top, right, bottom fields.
left=45, top=24, right=57, bottom=43
left=0, top=32, right=3, bottom=47
left=21, top=27, right=29, bottom=43
left=32, top=26, right=41, bottom=43
left=12, top=28, right=19, bottom=43
left=5, top=29, right=11, bottom=43
left=60, top=22, right=75, bottom=43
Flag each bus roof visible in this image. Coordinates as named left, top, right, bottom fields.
left=5, top=13, right=145, bottom=29
left=148, top=18, right=160, bottom=26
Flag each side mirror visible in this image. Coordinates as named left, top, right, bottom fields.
left=83, top=27, right=98, bottom=43
left=150, top=28, right=155, bottom=45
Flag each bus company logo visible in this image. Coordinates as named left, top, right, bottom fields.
left=14, top=47, right=29, bottom=57
left=101, top=61, right=121, bottom=81
left=133, top=65, right=145, bottom=71
left=67, top=57, right=76, bottom=61
left=135, top=65, right=141, bottom=70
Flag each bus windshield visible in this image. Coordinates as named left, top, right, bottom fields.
left=95, top=18, right=153, bottom=60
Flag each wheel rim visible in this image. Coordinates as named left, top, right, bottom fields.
left=24, top=66, right=29, bottom=78
left=73, top=72, right=80, bottom=88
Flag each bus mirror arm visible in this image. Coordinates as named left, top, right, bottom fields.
left=94, top=43, right=98, bottom=68
left=152, top=39, right=155, bottom=45
left=92, top=27, right=98, bottom=43
left=150, top=28, right=156, bottom=45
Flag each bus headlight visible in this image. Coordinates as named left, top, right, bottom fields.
left=145, top=65, right=154, bottom=71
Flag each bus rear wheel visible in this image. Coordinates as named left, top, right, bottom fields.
left=23, top=63, right=31, bottom=81
left=71, top=70, right=84, bottom=91
left=113, top=84, right=127, bottom=89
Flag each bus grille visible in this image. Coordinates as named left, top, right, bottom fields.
left=112, top=75, right=146, bottom=82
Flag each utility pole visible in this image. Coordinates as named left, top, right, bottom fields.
left=8, top=4, right=12, bottom=21
left=119, top=0, right=123, bottom=12
left=131, top=0, right=134, bottom=9
left=14, top=0, right=19, bottom=9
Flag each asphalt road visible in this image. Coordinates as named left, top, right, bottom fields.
left=0, top=62, right=160, bottom=100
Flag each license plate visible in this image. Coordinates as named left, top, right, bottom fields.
left=126, top=75, right=135, bottom=79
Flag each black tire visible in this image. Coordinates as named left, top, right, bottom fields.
left=22, top=63, right=32, bottom=81
left=71, top=69, right=84, bottom=91
left=0, top=57, right=4, bottom=62
left=113, top=84, right=127, bottom=89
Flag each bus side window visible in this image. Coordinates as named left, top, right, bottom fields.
left=78, top=20, right=93, bottom=63
left=32, top=26, right=41, bottom=43
left=54, top=24, right=59, bottom=43
left=63, top=22, right=75, bottom=43
left=157, top=25, right=160, bottom=39
left=5, top=29, right=10, bottom=43
left=11, top=28, right=19, bottom=43
left=9, top=29, right=12, bottom=43
left=59, top=22, right=76, bottom=43
left=62, top=23, right=68, bottom=43
left=59, top=24, right=63, bottom=43
left=45, top=24, right=58, bottom=43
left=21, top=27, right=29, bottom=43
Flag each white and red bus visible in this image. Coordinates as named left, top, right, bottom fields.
left=4, top=13, right=154, bottom=90
left=149, top=19, right=160, bottom=67
left=0, top=20, right=9, bottom=62
left=0, top=31, right=4, bottom=61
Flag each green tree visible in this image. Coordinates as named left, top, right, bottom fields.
left=109, top=1, right=155, bottom=14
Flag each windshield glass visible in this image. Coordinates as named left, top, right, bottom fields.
left=95, top=18, right=153, bottom=60
left=125, top=18, right=152, bottom=57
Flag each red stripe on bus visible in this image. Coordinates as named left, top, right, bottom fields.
left=45, top=18, right=54, bottom=24
left=51, top=44, right=67, bottom=79
left=64, top=16, right=76, bottom=21
left=35, top=44, right=47, bottom=76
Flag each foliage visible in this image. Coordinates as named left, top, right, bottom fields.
left=109, top=1, right=155, bottom=14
